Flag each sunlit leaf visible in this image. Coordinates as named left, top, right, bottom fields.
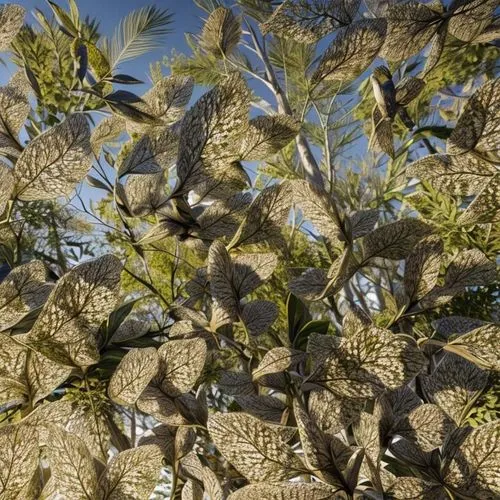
left=227, top=482, right=341, bottom=499
left=448, top=0, right=498, bottom=43
left=457, top=174, right=500, bottom=225
left=208, top=412, right=304, bottom=482
left=200, top=7, right=241, bottom=57
left=0, top=4, right=25, bottom=51
left=124, top=171, right=167, bottom=217
left=386, top=477, right=445, bottom=499
left=108, top=347, right=159, bottom=405
left=252, top=347, right=306, bottom=380
left=14, top=114, right=92, bottom=201
left=90, top=116, right=125, bottom=156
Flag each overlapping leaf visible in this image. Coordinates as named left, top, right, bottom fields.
left=14, top=114, right=92, bottom=200
left=90, top=116, right=125, bottom=156
left=108, top=347, right=159, bottom=405
left=200, top=7, right=241, bottom=57
left=228, top=482, right=340, bottom=500
left=0, top=4, right=25, bottom=51
left=457, top=174, right=500, bottom=225
left=241, top=300, right=278, bottom=336
left=208, top=412, right=304, bottom=482
left=312, top=19, right=387, bottom=83
left=27, top=255, right=122, bottom=368
left=252, top=347, right=306, bottom=380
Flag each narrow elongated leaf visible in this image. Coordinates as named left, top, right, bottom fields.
left=312, top=19, right=386, bottom=83
left=99, top=445, right=164, bottom=499
left=252, top=347, right=306, bottom=380
left=406, top=153, right=497, bottom=196
left=200, top=7, right=241, bottom=57
left=0, top=260, right=50, bottom=331
left=381, top=3, right=442, bottom=61
left=108, top=347, right=159, bottom=405
left=370, top=105, right=394, bottom=157
left=362, top=219, right=432, bottom=261
left=208, top=412, right=304, bottom=482
left=444, top=420, right=500, bottom=498
left=445, top=323, right=500, bottom=371
left=229, top=181, right=293, bottom=248
left=156, top=338, right=206, bottom=396
left=14, top=114, right=92, bottom=200
left=46, top=425, right=97, bottom=499
left=0, top=4, right=25, bottom=51
left=0, top=161, right=13, bottom=214
left=228, top=482, right=341, bottom=500
left=421, top=353, right=488, bottom=425
left=239, top=115, right=300, bottom=161
left=28, top=255, right=122, bottom=368
left=0, top=424, right=39, bottom=499
left=308, top=327, right=425, bottom=399
left=404, top=235, right=443, bottom=302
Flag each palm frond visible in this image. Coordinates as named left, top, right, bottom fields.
left=100, top=6, right=173, bottom=70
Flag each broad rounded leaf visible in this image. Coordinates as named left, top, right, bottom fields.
left=99, top=445, right=164, bottom=500
left=208, top=412, right=304, bottom=482
left=90, top=115, right=125, bottom=156
left=108, top=347, right=159, bottom=405
left=0, top=4, right=25, bottom=51
left=457, top=174, right=500, bottom=225
left=241, top=300, right=278, bottom=336
left=448, top=0, right=498, bottom=43
left=228, top=482, right=340, bottom=500
left=14, top=114, right=92, bottom=201
left=200, top=7, right=241, bottom=57
left=252, top=347, right=306, bottom=380
left=312, top=19, right=387, bottom=83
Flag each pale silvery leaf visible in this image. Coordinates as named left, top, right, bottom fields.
left=445, top=323, right=500, bottom=371
left=99, top=445, right=164, bottom=500
left=260, top=0, right=361, bottom=43
left=229, top=181, right=293, bottom=248
left=200, top=7, right=241, bottom=57
left=124, top=172, right=167, bottom=217
left=0, top=83, right=29, bottom=156
left=28, top=255, right=122, bottom=368
left=141, top=75, right=194, bottom=124
left=457, top=174, right=500, bottom=225
left=448, top=78, right=500, bottom=162
left=208, top=240, right=238, bottom=322
left=196, top=192, right=252, bottom=240
left=386, top=477, right=445, bottom=499
left=111, top=318, right=151, bottom=343
left=239, top=115, right=300, bottom=161
left=348, top=209, right=379, bottom=240
left=308, top=389, right=365, bottom=435
left=321, top=249, right=359, bottom=299
left=362, top=219, right=432, bottom=261
left=27, top=349, right=72, bottom=404
left=175, top=73, right=250, bottom=195
left=136, top=386, right=187, bottom=425
left=370, top=105, right=394, bottom=157
left=241, top=300, right=278, bottom=336
left=235, top=395, right=287, bottom=422
left=208, top=412, right=304, bottom=482
left=252, top=347, right=306, bottom=380
left=90, top=115, right=125, bottom=156
left=312, top=20, right=387, bottom=83
left=406, top=153, right=498, bottom=196
left=14, top=114, right=92, bottom=201
left=444, top=420, right=500, bottom=498
left=0, top=161, right=13, bottom=214
left=156, top=338, right=206, bottom=396
left=421, top=353, right=488, bottom=425
left=472, top=20, right=500, bottom=44
left=404, top=235, right=443, bottom=303
left=228, top=482, right=341, bottom=500
left=380, top=2, right=442, bottom=61
left=232, top=252, right=278, bottom=298
left=202, top=466, right=223, bottom=500
left=352, top=411, right=381, bottom=478
left=448, top=0, right=498, bottom=42
left=117, top=127, right=178, bottom=177
left=0, top=333, right=28, bottom=406
left=108, top=347, right=159, bottom=405
left=308, top=327, right=425, bottom=399
left=0, top=260, right=50, bottom=331
left=292, top=179, right=343, bottom=246
left=182, top=479, right=204, bottom=500
left=393, top=403, right=454, bottom=452
left=420, top=249, right=496, bottom=309
left=46, top=425, right=97, bottom=499
left=293, top=400, right=337, bottom=483
left=0, top=424, right=39, bottom=499
left=423, top=23, right=447, bottom=75
left=138, top=425, right=176, bottom=464
left=342, top=307, right=371, bottom=337
left=0, top=4, right=25, bottom=51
